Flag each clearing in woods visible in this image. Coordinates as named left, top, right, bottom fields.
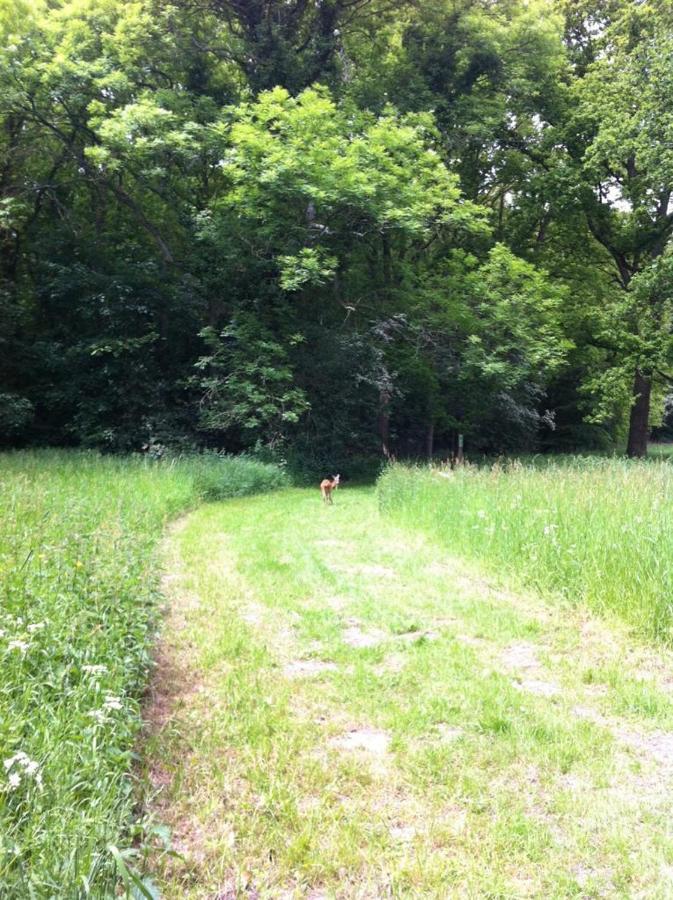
left=143, top=487, right=673, bottom=898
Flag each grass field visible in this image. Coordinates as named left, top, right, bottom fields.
left=0, top=450, right=285, bottom=897
left=6, top=451, right=673, bottom=897
left=379, top=459, right=673, bottom=644
left=145, top=483, right=673, bottom=898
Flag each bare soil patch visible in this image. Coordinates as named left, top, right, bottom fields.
left=618, top=729, right=673, bottom=766
left=342, top=623, right=387, bottom=648
left=283, top=660, right=339, bottom=678
left=501, top=641, right=540, bottom=671
left=373, top=654, right=407, bottom=676
left=436, top=723, right=464, bottom=742
left=389, top=823, right=417, bottom=842
left=516, top=678, right=561, bottom=697
left=330, top=728, right=391, bottom=755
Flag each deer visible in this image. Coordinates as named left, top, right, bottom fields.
left=320, top=474, right=340, bottom=504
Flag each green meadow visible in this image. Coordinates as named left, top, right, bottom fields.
left=4, top=452, right=673, bottom=897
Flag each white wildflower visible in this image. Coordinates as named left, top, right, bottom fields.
left=103, top=695, right=123, bottom=711
left=88, top=709, right=108, bottom=725
left=477, top=510, right=487, bottom=519
left=27, top=622, right=45, bottom=633
left=543, top=524, right=557, bottom=535
left=7, top=640, right=29, bottom=654
left=6, top=752, right=28, bottom=769
left=4, top=752, right=41, bottom=788
left=82, top=664, right=108, bottom=675
left=8, top=772, right=20, bottom=790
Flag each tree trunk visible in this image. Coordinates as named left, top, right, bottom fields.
left=379, top=404, right=391, bottom=459
left=456, top=432, right=464, bottom=465
left=626, top=369, right=651, bottom=458
left=382, top=233, right=392, bottom=292
left=426, top=422, right=434, bottom=461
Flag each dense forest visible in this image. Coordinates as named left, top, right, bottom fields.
left=2, top=0, right=673, bottom=471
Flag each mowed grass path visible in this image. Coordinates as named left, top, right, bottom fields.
left=145, top=487, right=673, bottom=898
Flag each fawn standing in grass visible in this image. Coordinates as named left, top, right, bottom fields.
left=320, top=474, right=340, bottom=504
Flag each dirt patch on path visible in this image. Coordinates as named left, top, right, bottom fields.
left=145, top=516, right=203, bottom=732
left=330, top=728, right=391, bottom=755
left=501, top=641, right=541, bottom=671
left=283, top=660, right=339, bottom=678
left=342, top=621, right=387, bottom=649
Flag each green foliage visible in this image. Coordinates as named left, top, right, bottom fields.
left=0, top=449, right=286, bottom=895
left=3, top=0, right=673, bottom=462
left=278, top=248, right=338, bottom=292
left=0, top=393, right=33, bottom=439
left=196, top=317, right=309, bottom=450
left=188, top=452, right=289, bottom=499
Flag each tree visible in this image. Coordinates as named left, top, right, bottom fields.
left=194, top=84, right=486, bottom=454
left=558, top=1, right=673, bottom=455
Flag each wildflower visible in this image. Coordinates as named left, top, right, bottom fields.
left=4, top=752, right=42, bottom=790
left=75, top=561, right=83, bottom=569
left=88, top=709, right=108, bottom=725
left=477, top=510, right=487, bottom=519
left=27, top=622, right=45, bottom=633
left=7, top=640, right=29, bottom=654
left=103, top=695, right=123, bottom=711
left=82, top=664, right=108, bottom=675
left=543, top=524, right=557, bottom=535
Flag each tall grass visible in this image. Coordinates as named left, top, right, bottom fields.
left=378, top=459, right=673, bottom=643
left=0, top=449, right=286, bottom=897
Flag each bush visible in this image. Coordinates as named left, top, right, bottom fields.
left=186, top=452, right=289, bottom=500
left=0, top=392, right=34, bottom=441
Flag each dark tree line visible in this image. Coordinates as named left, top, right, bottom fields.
left=2, top=0, right=673, bottom=471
